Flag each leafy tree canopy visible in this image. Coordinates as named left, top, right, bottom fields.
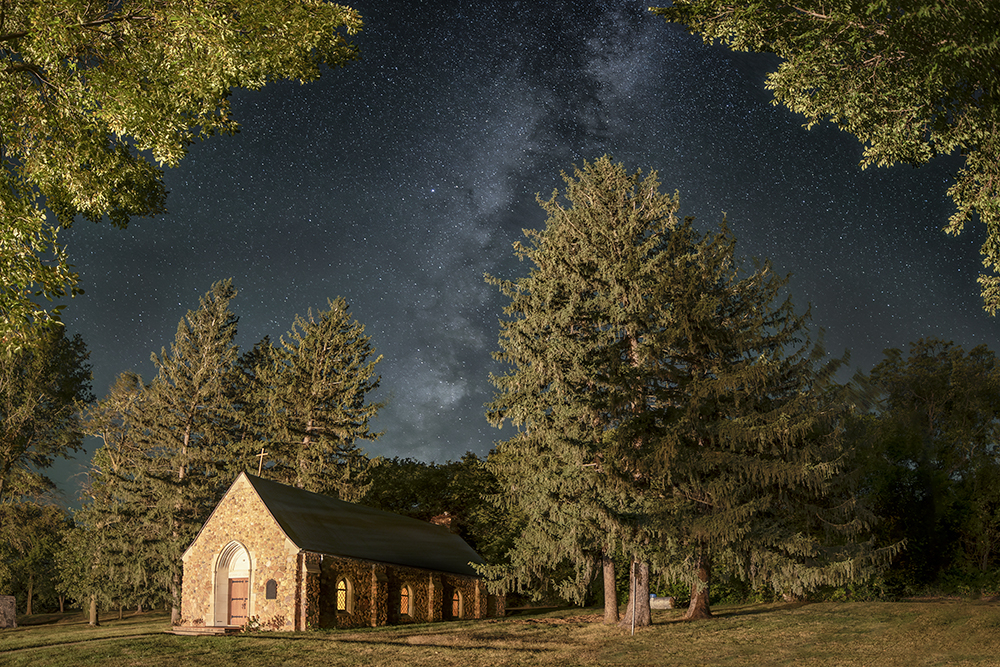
left=859, top=338, right=1000, bottom=592
left=652, top=1, right=1000, bottom=312
left=0, top=501, right=72, bottom=614
left=363, top=452, right=513, bottom=563
left=0, top=326, right=92, bottom=501
left=0, top=0, right=362, bottom=349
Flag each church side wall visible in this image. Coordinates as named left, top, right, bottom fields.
left=316, top=555, right=498, bottom=629
left=180, top=476, right=299, bottom=630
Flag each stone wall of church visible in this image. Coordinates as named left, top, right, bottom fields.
left=181, top=475, right=505, bottom=633
left=315, top=554, right=498, bottom=629
left=180, top=475, right=300, bottom=630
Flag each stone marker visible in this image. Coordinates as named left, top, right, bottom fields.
left=0, top=596, right=16, bottom=628
left=649, top=594, right=675, bottom=610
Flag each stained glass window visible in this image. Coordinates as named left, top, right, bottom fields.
left=337, top=579, right=348, bottom=612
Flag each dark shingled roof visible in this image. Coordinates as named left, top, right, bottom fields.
left=243, top=473, right=483, bottom=577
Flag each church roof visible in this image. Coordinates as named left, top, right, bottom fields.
left=241, top=472, right=484, bottom=577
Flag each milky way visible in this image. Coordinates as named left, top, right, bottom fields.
left=57, top=0, right=997, bottom=499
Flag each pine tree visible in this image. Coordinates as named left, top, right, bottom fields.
left=626, top=213, right=891, bottom=620
left=249, top=298, right=383, bottom=501
left=74, top=371, right=164, bottom=616
left=487, top=156, right=889, bottom=624
left=110, top=280, right=242, bottom=624
left=485, top=156, right=680, bottom=624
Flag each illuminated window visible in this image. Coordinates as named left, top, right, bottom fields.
left=336, top=578, right=353, bottom=613
left=400, top=586, right=410, bottom=616
left=451, top=590, right=462, bottom=619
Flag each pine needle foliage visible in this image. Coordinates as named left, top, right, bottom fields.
left=484, top=156, right=680, bottom=609
left=485, top=156, right=892, bottom=621
left=92, top=279, right=243, bottom=623
left=77, top=286, right=386, bottom=618
left=246, top=297, right=383, bottom=501
left=633, top=220, right=891, bottom=618
left=73, top=371, right=164, bottom=615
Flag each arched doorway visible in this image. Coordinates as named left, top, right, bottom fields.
left=214, top=541, right=251, bottom=626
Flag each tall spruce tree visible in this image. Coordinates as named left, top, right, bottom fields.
left=115, top=280, right=242, bottom=624
left=485, top=157, right=680, bottom=625
left=74, top=371, right=164, bottom=616
left=248, top=298, right=383, bottom=501
left=487, top=156, right=888, bottom=624
left=625, top=209, right=892, bottom=620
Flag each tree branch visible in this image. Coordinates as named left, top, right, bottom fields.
left=790, top=5, right=832, bottom=20
left=4, top=62, right=60, bottom=92
left=0, top=11, right=152, bottom=44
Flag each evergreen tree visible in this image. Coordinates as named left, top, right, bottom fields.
left=103, top=280, right=242, bottom=624
left=249, top=298, right=383, bottom=501
left=627, top=213, right=890, bottom=620
left=74, top=371, right=164, bottom=616
left=485, top=156, right=680, bottom=625
left=487, top=156, right=888, bottom=624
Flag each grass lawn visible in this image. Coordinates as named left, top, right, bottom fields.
left=3, top=600, right=1000, bottom=666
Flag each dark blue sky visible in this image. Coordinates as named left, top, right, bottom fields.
left=56, top=0, right=996, bottom=501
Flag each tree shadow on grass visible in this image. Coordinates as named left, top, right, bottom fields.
left=653, top=601, right=810, bottom=623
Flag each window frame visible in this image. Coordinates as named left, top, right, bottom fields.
left=336, top=577, right=354, bottom=614
left=400, top=584, right=413, bottom=617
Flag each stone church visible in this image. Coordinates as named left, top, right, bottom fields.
left=178, top=472, right=504, bottom=632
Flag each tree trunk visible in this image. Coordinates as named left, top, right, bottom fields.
left=297, top=425, right=314, bottom=490
left=618, top=560, right=651, bottom=629
left=118, top=604, right=124, bottom=620
left=684, top=553, right=712, bottom=620
left=171, top=573, right=182, bottom=626
left=602, top=552, right=618, bottom=624
left=89, top=594, right=100, bottom=626
left=25, top=573, right=33, bottom=615
left=59, top=595, right=65, bottom=613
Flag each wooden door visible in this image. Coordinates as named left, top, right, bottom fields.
left=228, top=578, right=249, bottom=625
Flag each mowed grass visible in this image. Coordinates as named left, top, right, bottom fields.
left=4, top=600, right=1000, bottom=666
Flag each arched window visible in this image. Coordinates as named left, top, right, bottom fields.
left=451, top=590, right=463, bottom=619
left=400, top=585, right=411, bottom=616
left=336, top=577, right=353, bottom=613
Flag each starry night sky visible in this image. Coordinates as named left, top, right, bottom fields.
left=55, top=0, right=997, bottom=500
